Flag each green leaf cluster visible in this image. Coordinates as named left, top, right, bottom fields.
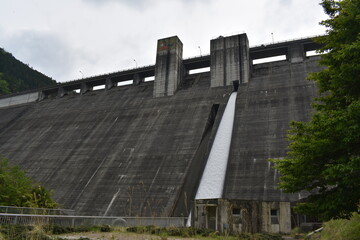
left=270, top=0, right=360, bottom=221
left=0, top=155, right=57, bottom=208
left=0, top=48, right=56, bottom=95
left=0, top=73, right=10, bottom=94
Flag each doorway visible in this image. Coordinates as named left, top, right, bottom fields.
left=206, top=206, right=217, bottom=230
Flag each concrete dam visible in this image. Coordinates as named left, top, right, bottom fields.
left=0, top=33, right=322, bottom=233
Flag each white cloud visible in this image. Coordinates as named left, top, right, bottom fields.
left=0, top=0, right=327, bottom=82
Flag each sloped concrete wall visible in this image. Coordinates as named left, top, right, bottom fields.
left=0, top=55, right=322, bottom=221
left=224, top=56, right=322, bottom=202
left=0, top=73, right=231, bottom=217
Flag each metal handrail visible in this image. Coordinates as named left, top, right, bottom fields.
left=250, top=34, right=326, bottom=48
left=0, top=213, right=187, bottom=227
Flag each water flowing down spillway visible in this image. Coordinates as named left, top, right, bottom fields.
left=195, top=92, right=237, bottom=200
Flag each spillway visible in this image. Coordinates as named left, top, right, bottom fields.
left=195, top=91, right=237, bottom=200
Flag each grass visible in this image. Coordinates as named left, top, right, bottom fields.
left=0, top=224, right=112, bottom=240
left=312, top=212, right=360, bottom=240
left=0, top=224, right=283, bottom=240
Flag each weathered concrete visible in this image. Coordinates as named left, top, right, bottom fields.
left=0, top=37, right=320, bottom=109
left=224, top=57, right=321, bottom=203
left=0, top=92, right=40, bottom=108
left=288, top=43, right=306, bottom=63
left=105, top=78, right=115, bottom=90
left=0, top=34, right=324, bottom=233
left=0, top=73, right=232, bottom=218
left=193, top=199, right=292, bottom=234
left=210, top=34, right=250, bottom=87
left=154, top=36, right=183, bottom=97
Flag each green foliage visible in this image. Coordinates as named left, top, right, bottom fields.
left=0, top=225, right=51, bottom=240
left=0, top=48, right=56, bottom=95
left=0, top=156, right=57, bottom=208
left=126, top=226, right=209, bottom=237
left=0, top=158, right=33, bottom=207
left=270, top=0, right=360, bottom=220
left=29, top=185, right=57, bottom=209
left=99, top=224, right=112, bottom=232
left=317, top=212, right=360, bottom=240
left=49, top=224, right=111, bottom=235
left=0, top=73, right=10, bottom=94
left=125, top=226, right=281, bottom=239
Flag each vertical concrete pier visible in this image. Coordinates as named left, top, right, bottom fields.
left=133, top=73, right=144, bottom=86
left=210, top=34, right=250, bottom=87
left=154, top=36, right=183, bottom=97
left=81, top=82, right=92, bottom=95
left=57, top=87, right=66, bottom=98
left=288, top=43, right=306, bottom=63
left=106, top=78, right=115, bottom=90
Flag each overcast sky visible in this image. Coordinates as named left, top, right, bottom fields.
left=0, top=0, right=328, bottom=82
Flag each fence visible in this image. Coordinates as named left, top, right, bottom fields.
left=0, top=206, right=74, bottom=215
left=0, top=213, right=187, bottom=228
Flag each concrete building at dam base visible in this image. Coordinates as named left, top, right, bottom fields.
left=0, top=33, right=323, bottom=234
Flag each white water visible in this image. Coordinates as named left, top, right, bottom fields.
left=186, top=212, right=192, bottom=227
left=195, top=92, right=237, bottom=200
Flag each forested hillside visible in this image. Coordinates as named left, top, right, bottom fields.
left=0, top=48, right=56, bottom=95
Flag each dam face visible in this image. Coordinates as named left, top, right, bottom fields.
left=0, top=33, right=323, bottom=233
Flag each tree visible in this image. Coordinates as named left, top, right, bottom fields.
left=0, top=73, right=10, bottom=95
left=270, top=0, right=360, bottom=221
left=0, top=157, right=32, bottom=206
left=0, top=155, right=57, bottom=208
left=29, top=185, right=57, bottom=209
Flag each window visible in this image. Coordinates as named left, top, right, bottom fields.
left=232, top=208, right=241, bottom=216
left=271, top=209, right=279, bottom=224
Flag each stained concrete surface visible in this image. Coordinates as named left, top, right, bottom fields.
left=224, top=57, right=322, bottom=201
left=0, top=73, right=231, bottom=217
left=0, top=56, right=322, bottom=218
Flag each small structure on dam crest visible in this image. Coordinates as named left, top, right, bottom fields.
left=0, top=33, right=323, bottom=234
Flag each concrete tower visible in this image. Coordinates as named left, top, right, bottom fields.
left=154, top=36, right=183, bottom=97
left=210, top=34, right=250, bottom=87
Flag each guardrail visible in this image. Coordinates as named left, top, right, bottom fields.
left=0, top=206, right=74, bottom=215
left=249, top=34, right=326, bottom=48
left=0, top=213, right=187, bottom=227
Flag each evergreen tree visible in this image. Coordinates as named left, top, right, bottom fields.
left=0, top=75, right=10, bottom=94
left=271, top=0, right=360, bottom=220
left=0, top=48, right=56, bottom=95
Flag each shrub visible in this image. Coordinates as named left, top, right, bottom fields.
left=126, top=226, right=148, bottom=233
left=100, top=225, right=112, bottom=232
left=0, top=224, right=51, bottom=240
left=317, top=212, right=360, bottom=240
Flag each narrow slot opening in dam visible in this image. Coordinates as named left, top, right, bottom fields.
left=252, top=55, right=286, bottom=65
left=118, top=80, right=133, bottom=86
left=144, top=76, right=155, bottom=82
left=93, top=84, right=105, bottom=91
left=189, top=67, right=210, bottom=75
